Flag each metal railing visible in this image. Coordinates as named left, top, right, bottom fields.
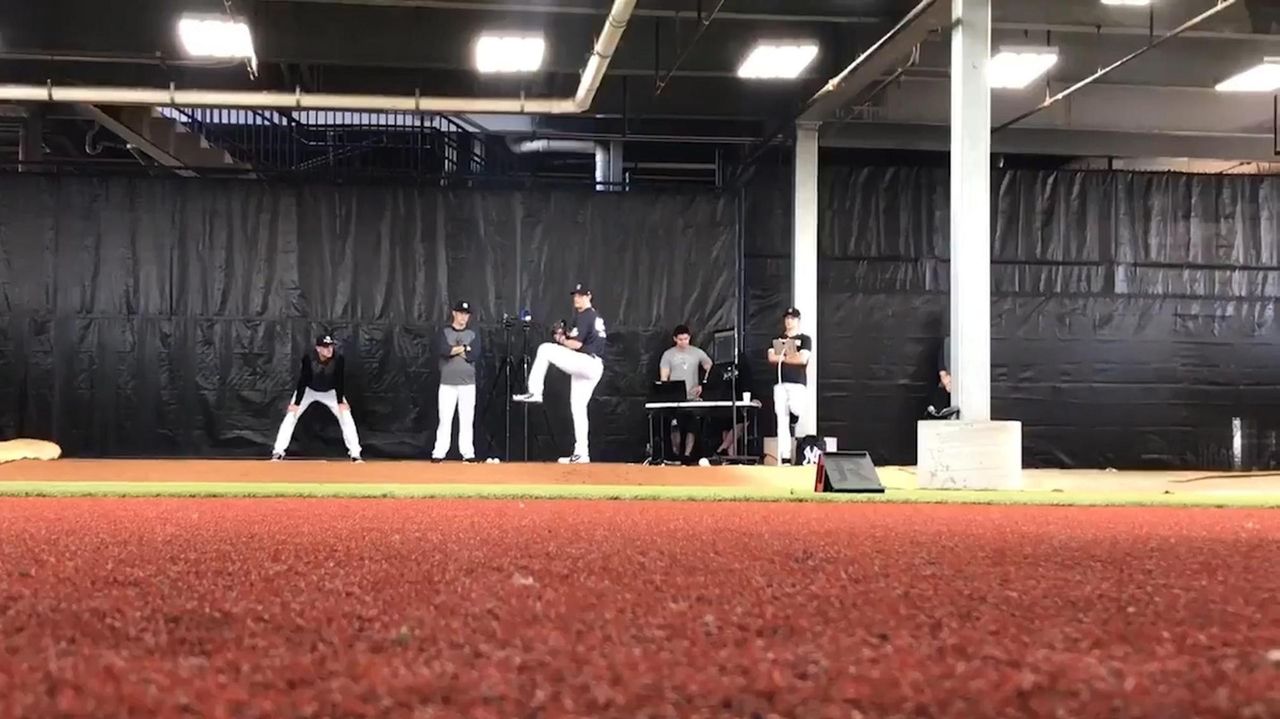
left=161, top=107, right=494, bottom=179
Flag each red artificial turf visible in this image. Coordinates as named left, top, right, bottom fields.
left=0, top=499, right=1276, bottom=718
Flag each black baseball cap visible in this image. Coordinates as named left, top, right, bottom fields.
left=783, top=307, right=801, bottom=318
left=453, top=300, right=472, bottom=313
left=570, top=283, right=591, bottom=295
left=315, top=333, right=336, bottom=346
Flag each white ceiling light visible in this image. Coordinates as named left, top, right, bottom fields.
left=474, top=34, right=546, bottom=74
left=737, top=42, right=819, bottom=80
left=177, top=14, right=255, bottom=60
left=1100, top=0, right=1152, bottom=5
left=1215, top=58, right=1280, bottom=92
left=989, top=46, right=1059, bottom=89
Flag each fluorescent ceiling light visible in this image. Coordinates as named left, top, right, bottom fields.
left=737, top=42, right=819, bottom=80
left=1215, top=58, right=1280, bottom=92
left=989, top=46, right=1059, bottom=89
left=177, top=14, right=255, bottom=60
left=1101, top=0, right=1152, bottom=5
left=474, top=34, right=545, bottom=74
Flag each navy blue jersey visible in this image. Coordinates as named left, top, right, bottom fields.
left=569, top=307, right=607, bottom=357
left=776, top=333, right=812, bottom=385
left=294, top=353, right=346, bottom=403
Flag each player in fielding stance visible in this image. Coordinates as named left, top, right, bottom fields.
left=512, top=283, right=606, bottom=464
left=271, top=333, right=363, bottom=462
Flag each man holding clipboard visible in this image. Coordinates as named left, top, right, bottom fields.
left=767, top=307, right=814, bottom=464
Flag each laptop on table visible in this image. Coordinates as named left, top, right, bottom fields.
left=649, top=380, right=688, bottom=403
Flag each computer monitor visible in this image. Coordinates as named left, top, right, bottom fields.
left=711, top=327, right=736, bottom=364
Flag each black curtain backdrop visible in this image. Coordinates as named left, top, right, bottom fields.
left=0, top=175, right=737, bottom=461
left=745, top=164, right=1280, bottom=470
left=7, top=168, right=1280, bottom=468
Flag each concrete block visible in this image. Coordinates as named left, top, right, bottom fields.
left=917, top=420, right=1023, bottom=490
left=764, top=436, right=838, bottom=466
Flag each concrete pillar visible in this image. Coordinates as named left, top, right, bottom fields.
left=793, top=123, right=820, bottom=423
left=949, top=0, right=991, bottom=421
left=917, top=0, right=1023, bottom=491
left=18, top=106, right=44, bottom=173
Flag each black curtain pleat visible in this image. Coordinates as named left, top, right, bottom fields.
left=0, top=175, right=736, bottom=461
left=743, top=165, right=1280, bottom=470
left=8, top=167, right=1280, bottom=469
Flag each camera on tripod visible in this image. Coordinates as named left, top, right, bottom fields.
left=501, top=310, right=535, bottom=331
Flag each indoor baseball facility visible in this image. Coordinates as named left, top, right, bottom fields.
left=0, top=0, right=1277, bottom=715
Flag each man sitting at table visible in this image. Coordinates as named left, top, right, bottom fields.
left=658, top=324, right=713, bottom=464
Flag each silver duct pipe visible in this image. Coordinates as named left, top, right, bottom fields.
left=508, top=138, right=599, bottom=154
left=506, top=136, right=614, bottom=191
left=608, top=140, right=624, bottom=190
left=594, top=144, right=611, bottom=192
left=0, top=0, right=636, bottom=114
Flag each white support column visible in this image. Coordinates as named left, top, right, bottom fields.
left=950, top=0, right=991, bottom=421
left=793, top=122, right=820, bottom=425
left=918, top=0, right=1022, bottom=491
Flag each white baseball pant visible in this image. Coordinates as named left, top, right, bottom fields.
left=773, top=381, right=814, bottom=462
left=432, top=383, right=476, bottom=460
left=273, top=388, right=362, bottom=458
left=527, top=342, right=604, bottom=460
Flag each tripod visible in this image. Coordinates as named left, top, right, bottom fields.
left=477, top=316, right=520, bottom=461
left=516, top=322, right=564, bottom=460
left=478, top=315, right=563, bottom=461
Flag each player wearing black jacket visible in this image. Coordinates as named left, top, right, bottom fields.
left=271, top=333, right=363, bottom=462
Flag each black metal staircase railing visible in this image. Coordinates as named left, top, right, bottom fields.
left=163, top=107, right=493, bottom=179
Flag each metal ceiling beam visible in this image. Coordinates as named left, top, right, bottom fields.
left=798, top=0, right=952, bottom=122
left=994, top=0, right=1241, bottom=133
left=258, top=0, right=1273, bottom=40
left=654, top=0, right=729, bottom=96
left=729, top=0, right=951, bottom=186
left=820, top=122, right=1280, bottom=162
left=257, top=0, right=885, bottom=23
left=0, top=0, right=638, bottom=115
left=80, top=105, right=199, bottom=177
left=994, top=21, right=1277, bottom=42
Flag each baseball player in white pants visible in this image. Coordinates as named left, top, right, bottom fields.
left=767, top=307, right=815, bottom=464
left=513, top=283, right=606, bottom=463
left=272, top=333, right=363, bottom=462
left=432, top=300, right=480, bottom=462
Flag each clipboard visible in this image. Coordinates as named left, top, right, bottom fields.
left=772, top=337, right=799, bottom=355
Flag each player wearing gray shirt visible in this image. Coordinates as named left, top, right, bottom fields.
left=659, top=330, right=713, bottom=399
left=432, top=300, right=480, bottom=461
left=659, top=325, right=713, bottom=463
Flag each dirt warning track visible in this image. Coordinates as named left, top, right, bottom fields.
left=0, top=499, right=1276, bottom=718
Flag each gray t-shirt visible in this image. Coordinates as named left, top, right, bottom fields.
left=660, top=345, right=712, bottom=398
left=436, top=326, right=479, bottom=386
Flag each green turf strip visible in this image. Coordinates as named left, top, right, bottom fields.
left=0, top=481, right=1277, bottom=507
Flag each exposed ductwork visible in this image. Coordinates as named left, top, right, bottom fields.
left=508, top=138, right=599, bottom=155
left=595, top=143, right=611, bottom=192
left=0, top=0, right=636, bottom=115
left=506, top=137, right=621, bottom=191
